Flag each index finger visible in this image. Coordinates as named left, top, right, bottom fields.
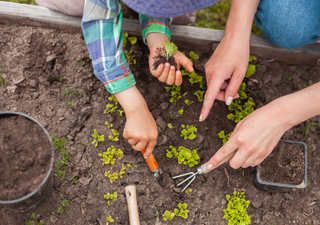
left=200, top=78, right=225, bottom=121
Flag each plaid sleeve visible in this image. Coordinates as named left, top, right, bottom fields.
left=139, top=14, right=171, bottom=45
left=81, top=0, right=136, bottom=94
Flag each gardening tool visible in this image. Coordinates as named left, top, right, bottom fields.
left=172, top=152, right=236, bottom=192
left=125, top=185, right=140, bottom=225
left=141, top=148, right=163, bottom=185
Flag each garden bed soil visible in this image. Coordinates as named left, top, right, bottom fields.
left=0, top=23, right=320, bottom=225
left=260, top=142, right=305, bottom=185
left=0, top=115, right=52, bottom=201
left=153, top=47, right=178, bottom=70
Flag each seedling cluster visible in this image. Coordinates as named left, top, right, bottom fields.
left=163, top=203, right=189, bottom=221
left=123, top=33, right=137, bottom=46
left=166, top=146, right=200, bottom=167
left=104, top=191, right=117, bottom=206
left=52, top=132, right=70, bottom=178
left=218, top=131, right=232, bottom=145
left=107, top=215, right=114, bottom=223
left=57, top=199, right=69, bottom=214
left=27, top=213, right=42, bottom=225
left=98, top=146, right=124, bottom=167
left=185, top=188, right=192, bottom=194
left=105, top=95, right=124, bottom=116
left=74, top=58, right=85, bottom=67
left=63, top=87, right=82, bottom=110
left=164, top=84, right=185, bottom=105
left=245, top=55, right=258, bottom=78
left=125, top=50, right=136, bottom=65
left=105, top=122, right=120, bottom=142
left=92, top=129, right=105, bottom=147
left=181, top=124, right=197, bottom=140
left=223, top=192, right=251, bottom=225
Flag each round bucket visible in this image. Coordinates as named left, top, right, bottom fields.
left=0, top=111, right=54, bottom=212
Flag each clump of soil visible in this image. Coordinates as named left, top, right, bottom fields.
left=0, top=115, right=52, bottom=200
left=153, top=47, right=177, bottom=70
left=260, top=142, right=305, bottom=185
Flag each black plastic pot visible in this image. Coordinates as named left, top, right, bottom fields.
left=0, top=111, right=54, bottom=212
left=255, top=140, right=307, bottom=193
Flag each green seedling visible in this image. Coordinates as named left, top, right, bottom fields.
left=181, top=69, right=203, bottom=89
left=186, top=189, right=192, bottom=194
left=105, top=95, right=124, bottom=116
left=98, top=146, right=124, bottom=167
left=249, top=55, right=256, bottom=62
left=174, top=203, right=189, bottom=219
left=127, top=163, right=132, bottom=168
left=0, top=72, right=8, bottom=86
left=178, top=107, right=184, bottom=115
left=164, top=41, right=178, bottom=60
left=237, top=82, right=248, bottom=100
left=107, top=215, right=114, bottom=223
left=27, top=212, right=43, bottom=225
left=194, top=90, right=205, bottom=102
left=67, top=100, right=74, bottom=110
left=163, top=210, right=175, bottom=221
left=166, top=146, right=200, bottom=167
left=105, top=172, right=119, bottom=184
left=189, top=51, right=199, bottom=62
left=218, top=131, right=232, bottom=145
left=167, top=123, right=174, bottom=129
left=119, top=163, right=126, bottom=178
left=71, top=177, right=78, bottom=184
left=285, top=76, right=292, bottom=81
left=74, top=58, right=85, bottom=67
left=223, top=192, right=251, bottom=225
left=118, top=109, right=124, bottom=116
left=123, top=32, right=137, bottom=46
left=185, top=99, right=193, bottom=106
left=164, top=84, right=183, bottom=105
left=63, top=87, right=82, bottom=97
left=125, top=50, right=136, bottom=65
left=242, top=170, right=245, bottom=178
left=104, top=191, right=118, bottom=206
left=92, top=129, right=105, bottom=147
left=105, top=122, right=119, bottom=141
left=303, top=119, right=320, bottom=141
left=156, top=211, right=160, bottom=222
left=59, top=76, right=65, bottom=82
left=227, top=98, right=255, bottom=123
left=43, top=208, right=50, bottom=216
left=57, top=199, right=69, bottom=214
left=51, top=132, right=70, bottom=178
left=245, top=55, right=257, bottom=78
left=180, top=124, right=197, bottom=140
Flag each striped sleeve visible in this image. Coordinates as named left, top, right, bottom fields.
left=81, top=0, right=136, bottom=94
left=139, top=14, right=172, bottom=45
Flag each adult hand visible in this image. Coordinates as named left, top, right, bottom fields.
left=206, top=99, right=290, bottom=170
left=200, top=36, right=249, bottom=121
left=146, top=33, right=194, bottom=86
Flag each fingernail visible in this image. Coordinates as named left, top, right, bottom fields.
left=170, top=66, right=175, bottom=69
left=199, top=114, right=202, bottom=122
left=207, top=163, right=213, bottom=170
left=165, top=63, right=170, bottom=67
left=144, top=155, right=149, bottom=159
left=159, top=64, right=163, bottom=68
left=226, top=97, right=233, bottom=106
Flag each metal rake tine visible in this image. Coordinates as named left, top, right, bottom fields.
left=176, top=172, right=198, bottom=187
left=172, top=172, right=195, bottom=179
left=180, top=175, right=197, bottom=193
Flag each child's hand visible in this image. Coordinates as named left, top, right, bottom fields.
left=114, top=86, right=158, bottom=158
left=146, top=33, right=194, bottom=86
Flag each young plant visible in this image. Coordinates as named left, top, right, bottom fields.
left=166, top=146, right=200, bottom=167
left=180, top=125, right=197, bottom=140
left=107, top=215, right=114, bottom=223
left=127, top=163, right=132, bottom=168
left=181, top=69, right=203, bottom=89
left=74, top=58, right=85, bottom=67
left=104, top=191, right=118, bottom=201
left=105, top=172, right=119, bottom=184
left=223, top=192, right=251, bottom=225
left=43, top=208, right=50, bottom=216
left=123, top=32, right=137, bottom=46
left=194, top=90, right=205, bottom=102
left=105, top=95, right=124, bottom=116
left=164, top=41, right=178, bottom=60
left=71, top=177, right=78, bottom=184
left=185, top=99, right=194, bottom=105
left=189, top=51, right=199, bottom=62
left=167, top=123, right=174, bottom=129
left=105, top=122, right=120, bottom=141
left=27, top=212, right=43, bottom=225
left=67, top=100, right=74, bottom=110
left=174, top=203, right=189, bottom=219
left=119, top=163, right=126, bottom=178
left=245, top=55, right=257, bottom=78
left=92, top=129, right=105, bottom=147
left=178, top=107, right=184, bottom=116
left=59, top=76, right=65, bottom=82
left=156, top=211, right=160, bottom=222
left=186, top=189, right=192, bottom=194
left=163, top=210, right=175, bottom=221
left=164, top=84, right=183, bottom=105
left=0, top=71, right=8, bottom=86
left=98, top=146, right=124, bottom=167
left=218, top=131, right=232, bottom=145
left=125, top=50, right=136, bottom=65
left=51, top=133, right=70, bottom=178
left=227, top=98, right=255, bottom=123
left=57, top=199, right=69, bottom=214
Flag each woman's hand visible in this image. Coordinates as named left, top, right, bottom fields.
left=206, top=99, right=290, bottom=170
left=146, top=33, right=193, bottom=86
left=200, top=35, right=250, bottom=121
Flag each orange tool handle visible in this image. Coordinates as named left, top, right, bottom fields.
left=141, top=148, right=159, bottom=172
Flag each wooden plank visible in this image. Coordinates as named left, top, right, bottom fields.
left=0, top=2, right=319, bottom=65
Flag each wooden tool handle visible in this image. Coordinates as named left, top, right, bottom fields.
left=200, top=152, right=236, bottom=174
left=141, top=148, right=159, bottom=172
left=125, top=185, right=140, bottom=225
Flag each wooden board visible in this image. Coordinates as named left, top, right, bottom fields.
left=0, top=1, right=319, bottom=65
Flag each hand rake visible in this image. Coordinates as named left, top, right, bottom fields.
left=172, top=152, right=236, bottom=192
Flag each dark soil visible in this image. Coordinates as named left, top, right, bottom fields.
left=260, top=142, right=305, bottom=185
left=0, top=115, right=52, bottom=200
left=153, top=47, right=177, bottom=70
left=0, top=23, right=320, bottom=225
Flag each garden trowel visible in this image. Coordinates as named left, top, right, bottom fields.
left=141, top=148, right=163, bottom=186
